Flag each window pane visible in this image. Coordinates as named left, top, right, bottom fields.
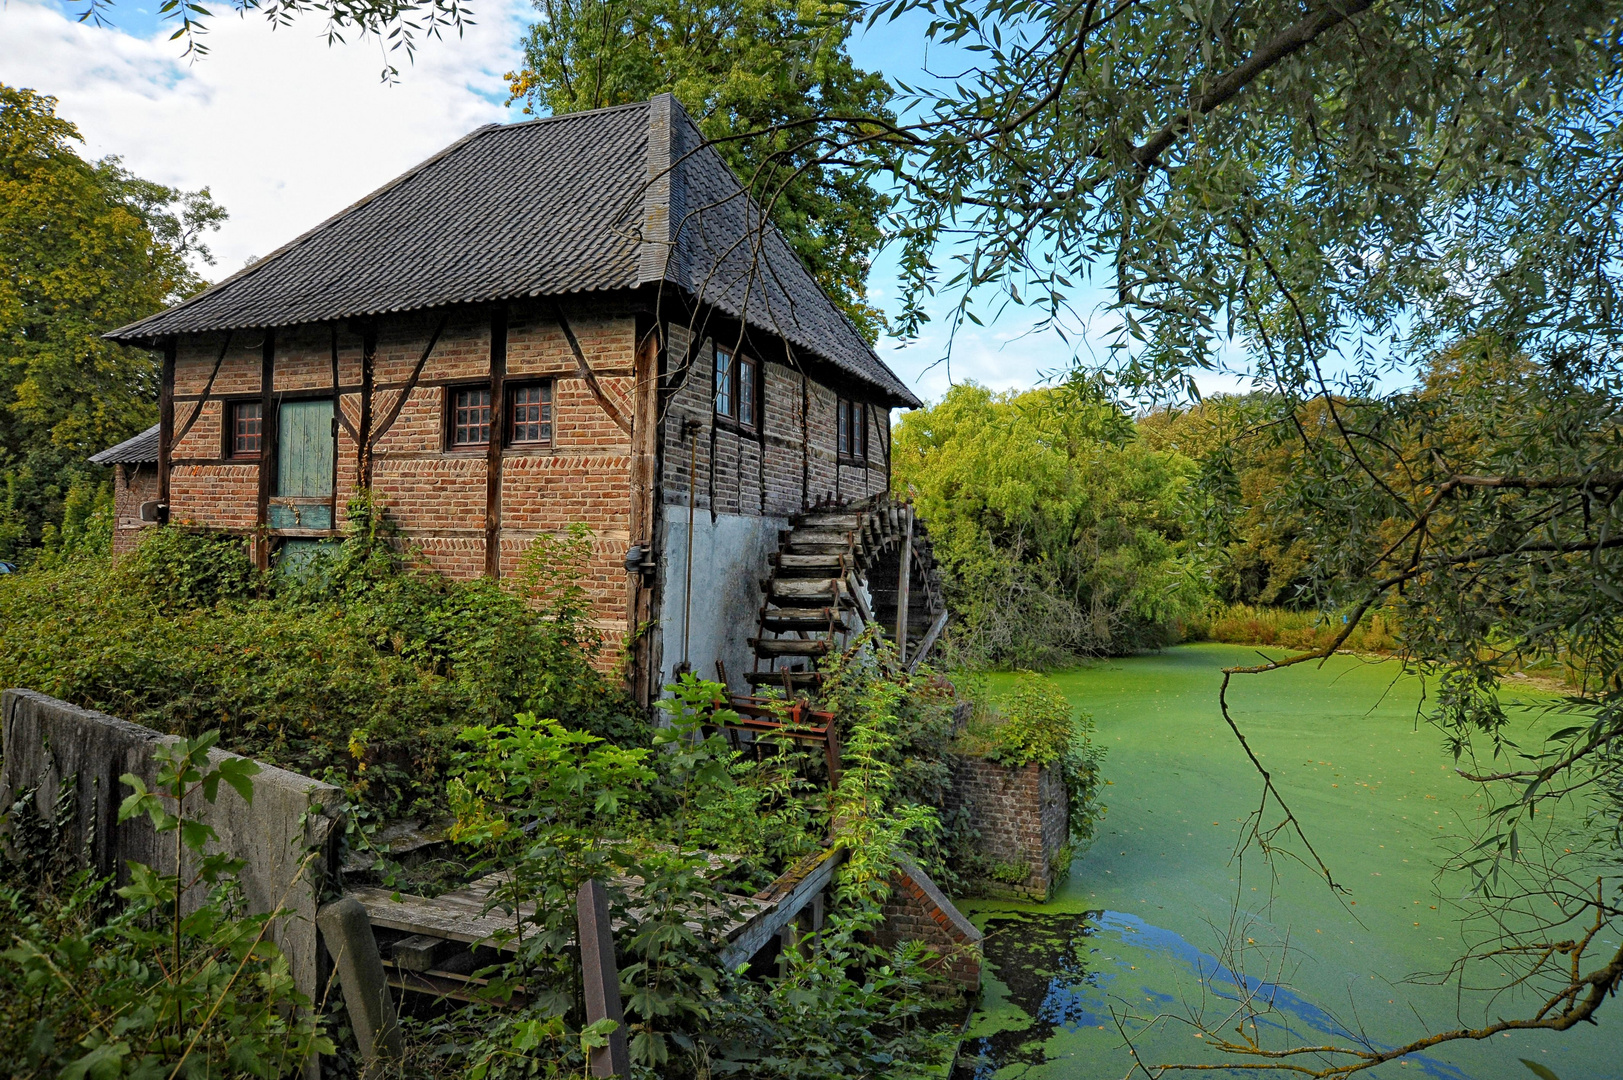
left=854, top=403, right=866, bottom=460
left=837, top=398, right=850, bottom=456
left=715, top=349, right=733, bottom=417
left=453, top=388, right=491, bottom=445
left=511, top=383, right=552, bottom=444
left=738, top=358, right=756, bottom=427
left=233, top=402, right=262, bottom=456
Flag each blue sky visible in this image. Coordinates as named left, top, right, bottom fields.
left=2, top=0, right=1248, bottom=403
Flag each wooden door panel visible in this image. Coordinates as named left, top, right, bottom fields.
left=271, top=398, right=335, bottom=531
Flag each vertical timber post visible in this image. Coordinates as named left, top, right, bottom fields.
left=358, top=324, right=376, bottom=487
left=157, top=338, right=175, bottom=523
left=576, top=879, right=631, bottom=1077
left=895, top=503, right=913, bottom=666
left=629, top=318, right=661, bottom=706
left=255, top=329, right=277, bottom=570
left=485, top=305, right=508, bottom=579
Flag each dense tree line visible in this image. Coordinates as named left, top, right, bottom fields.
left=0, top=85, right=221, bottom=559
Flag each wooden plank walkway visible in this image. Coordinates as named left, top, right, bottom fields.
left=351, top=846, right=846, bottom=999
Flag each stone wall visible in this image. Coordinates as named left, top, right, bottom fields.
left=946, top=756, right=1070, bottom=901
left=871, top=857, right=982, bottom=993
left=0, top=689, right=345, bottom=1004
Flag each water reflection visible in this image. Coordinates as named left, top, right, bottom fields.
left=953, top=911, right=1474, bottom=1080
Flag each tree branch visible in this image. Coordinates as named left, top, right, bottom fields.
left=1132, top=0, right=1377, bottom=170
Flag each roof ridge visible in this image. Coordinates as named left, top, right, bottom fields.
left=500, top=98, right=653, bottom=130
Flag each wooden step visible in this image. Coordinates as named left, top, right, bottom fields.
left=769, top=577, right=845, bottom=602
left=745, top=669, right=823, bottom=690
left=751, top=637, right=832, bottom=658
left=770, top=553, right=847, bottom=576
left=763, top=606, right=839, bottom=630
left=793, top=511, right=864, bottom=529
left=784, top=542, right=854, bottom=558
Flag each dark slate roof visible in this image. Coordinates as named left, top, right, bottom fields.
left=89, top=424, right=160, bottom=465
left=109, top=96, right=920, bottom=408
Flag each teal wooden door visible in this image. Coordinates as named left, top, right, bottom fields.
left=269, top=398, right=335, bottom=530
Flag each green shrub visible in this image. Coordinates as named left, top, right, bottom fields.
left=985, top=671, right=1074, bottom=767
left=953, top=672, right=1108, bottom=853
left=1185, top=603, right=1400, bottom=653
left=0, top=503, right=643, bottom=820
left=435, top=672, right=956, bottom=1079
left=0, top=735, right=331, bottom=1078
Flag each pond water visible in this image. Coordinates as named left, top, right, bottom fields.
left=955, top=645, right=1617, bottom=1080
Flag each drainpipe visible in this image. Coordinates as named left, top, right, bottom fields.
left=680, top=419, right=701, bottom=673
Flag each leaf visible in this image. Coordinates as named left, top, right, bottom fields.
left=215, top=756, right=260, bottom=804
left=1519, top=1060, right=1561, bottom=1080
left=59, top=1038, right=129, bottom=1080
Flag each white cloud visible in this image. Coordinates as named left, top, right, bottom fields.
left=0, top=0, right=527, bottom=274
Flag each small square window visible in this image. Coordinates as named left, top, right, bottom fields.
left=231, top=401, right=262, bottom=458
left=510, top=382, right=553, bottom=445
left=451, top=387, right=491, bottom=447
left=738, top=356, right=757, bottom=428
left=715, top=349, right=734, bottom=419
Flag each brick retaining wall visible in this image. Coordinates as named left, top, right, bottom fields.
left=946, top=755, right=1069, bottom=900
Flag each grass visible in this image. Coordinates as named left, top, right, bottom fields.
left=954, top=644, right=1614, bottom=1080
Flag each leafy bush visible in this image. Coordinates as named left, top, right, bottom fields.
left=0, top=501, right=643, bottom=820
left=984, top=671, right=1074, bottom=767
left=954, top=672, right=1107, bottom=854
left=893, top=382, right=1206, bottom=668
left=1183, top=603, right=1400, bottom=654
left=0, top=735, right=331, bottom=1078
left=435, top=675, right=956, bottom=1079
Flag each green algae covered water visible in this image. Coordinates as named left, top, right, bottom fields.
left=954, top=645, right=1618, bottom=1080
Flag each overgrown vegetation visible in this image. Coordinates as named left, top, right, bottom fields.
left=0, top=518, right=983, bottom=1077
left=0, top=500, right=642, bottom=821
left=953, top=671, right=1106, bottom=870
left=0, top=738, right=329, bottom=1079
left=425, top=667, right=959, bottom=1078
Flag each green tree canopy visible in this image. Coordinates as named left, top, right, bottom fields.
left=893, top=382, right=1203, bottom=666
left=824, top=2, right=1623, bottom=1065
left=0, top=85, right=222, bottom=556
left=507, top=0, right=896, bottom=339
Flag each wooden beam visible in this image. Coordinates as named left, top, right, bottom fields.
left=628, top=319, right=661, bottom=706
left=367, top=311, right=448, bottom=467
left=169, top=331, right=232, bottom=452
left=553, top=301, right=632, bottom=436
left=255, top=329, right=276, bottom=570
left=719, top=847, right=845, bottom=970
left=894, top=504, right=913, bottom=664
left=485, top=305, right=507, bottom=579
left=359, top=324, right=376, bottom=486
left=906, top=609, right=949, bottom=675
left=157, top=338, right=175, bottom=523
left=577, top=879, right=632, bottom=1077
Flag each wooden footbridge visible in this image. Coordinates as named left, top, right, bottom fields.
left=345, top=846, right=846, bottom=1006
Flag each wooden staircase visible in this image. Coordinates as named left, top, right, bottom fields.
left=746, top=494, right=945, bottom=692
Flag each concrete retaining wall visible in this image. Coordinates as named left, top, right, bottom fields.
left=946, top=755, right=1069, bottom=900
left=0, top=689, right=345, bottom=1003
